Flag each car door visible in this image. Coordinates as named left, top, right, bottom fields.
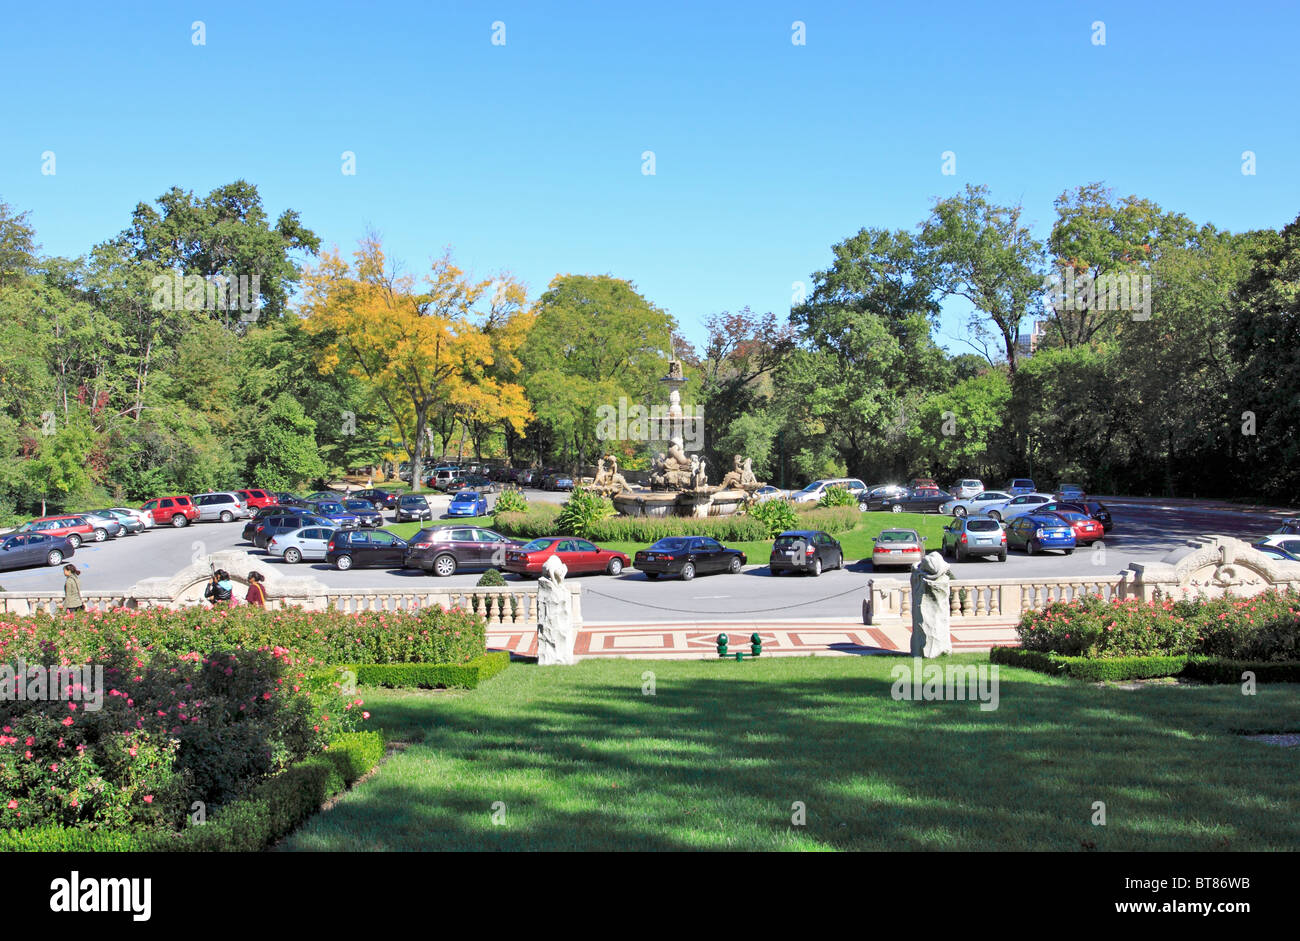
left=449, top=528, right=481, bottom=565
left=572, top=539, right=605, bottom=573
left=0, top=535, right=24, bottom=570
left=815, top=532, right=836, bottom=565
left=696, top=537, right=725, bottom=572
left=366, top=530, right=403, bottom=566
left=475, top=529, right=512, bottom=569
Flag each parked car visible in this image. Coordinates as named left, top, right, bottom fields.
left=864, top=488, right=953, bottom=513
left=633, top=536, right=746, bottom=581
left=109, top=507, right=154, bottom=529
left=461, top=474, right=496, bottom=493
left=97, top=508, right=147, bottom=533
left=504, top=537, right=631, bottom=577
left=304, top=491, right=338, bottom=502
left=342, top=499, right=384, bottom=528
left=192, top=491, right=249, bottom=523
left=769, top=529, right=843, bottom=576
left=304, top=500, right=360, bottom=529
left=1004, top=478, right=1037, bottom=496
left=1274, top=518, right=1300, bottom=536
left=949, top=479, right=985, bottom=500
left=1253, top=542, right=1300, bottom=562
left=266, top=525, right=337, bottom=564
left=909, top=477, right=938, bottom=491
left=1005, top=514, right=1077, bottom=555
left=235, top=488, right=276, bottom=510
left=985, top=493, right=1056, bottom=523
left=273, top=492, right=310, bottom=508
left=447, top=489, right=489, bottom=518
left=1083, top=500, right=1114, bottom=532
left=870, top=529, right=926, bottom=568
left=751, top=485, right=788, bottom=503
left=517, top=469, right=536, bottom=487
left=858, top=484, right=908, bottom=511
left=940, top=490, right=1014, bottom=518
left=1255, top=534, right=1300, bottom=557
left=242, top=505, right=318, bottom=541
left=19, top=515, right=102, bottom=548
left=544, top=474, right=575, bottom=492
left=404, top=526, right=522, bottom=576
left=791, top=478, right=867, bottom=505
left=140, top=495, right=199, bottom=527
left=427, top=468, right=460, bottom=490
left=397, top=462, right=413, bottom=481
left=1046, top=510, right=1104, bottom=546
left=1053, top=483, right=1087, bottom=502
left=353, top=488, right=399, bottom=510
left=78, top=511, right=124, bottom=539
left=941, top=516, right=1007, bottom=562
left=326, top=529, right=410, bottom=570
left=252, top=513, right=331, bottom=550
left=0, top=532, right=76, bottom=570
left=395, top=493, right=435, bottom=523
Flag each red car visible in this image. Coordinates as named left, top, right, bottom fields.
left=1048, top=511, right=1104, bottom=546
left=18, top=515, right=100, bottom=548
left=141, top=495, right=199, bottom=527
left=504, top=537, right=630, bottom=577
left=237, top=488, right=276, bottom=510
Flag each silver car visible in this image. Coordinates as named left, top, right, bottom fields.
left=110, top=507, right=154, bottom=529
left=941, top=516, right=1007, bottom=562
left=266, top=525, right=337, bottom=564
left=79, top=511, right=123, bottom=539
left=91, top=509, right=143, bottom=534
left=950, top=479, right=984, bottom=500
left=192, top=492, right=250, bottom=523
left=940, top=490, right=1013, bottom=518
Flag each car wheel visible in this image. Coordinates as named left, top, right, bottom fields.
left=1065, top=548, right=1075, bottom=555
left=284, top=548, right=301, bottom=564
left=728, top=556, right=742, bottom=574
left=67, top=534, right=82, bottom=549
left=810, top=557, right=822, bottom=577
left=93, top=529, right=107, bottom=542
left=858, top=503, right=868, bottom=513
left=890, top=505, right=903, bottom=513
left=997, top=551, right=1007, bottom=562
left=334, top=555, right=353, bottom=570
left=955, top=546, right=965, bottom=563
left=835, top=552, right=844, bottom=570
left=433, top=554, right=457, bottom=577
left=46, top=549, right=63, bottom=566
left=988, top=511, right=1001, bottom=522
left=220, top=510, right=233, bottom=522
left=606, top=557, right=624, bottom=576
left=681, top=561, right=696, bottom=581
left=1027, top=540, right=1037, bottom=556
left=172, top=514, right=187, bottom=528
left=953, top=506, right=967, bottom=518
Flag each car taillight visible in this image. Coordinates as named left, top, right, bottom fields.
left=256, top=525, right=265, bottom=532
left=805, top=546, right=815, bottom=555
left=903, top=546, right=921, bottom=553
left=1000, top=531, right=1007, bottom=542
left=410, top=542, right=432, bottom=549
left=960, top=533, right=968, bottom=543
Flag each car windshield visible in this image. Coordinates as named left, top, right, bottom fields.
left=1056, top=511, right=1087, bottom=522
left=520, top=539, right=554, bottom=552
left=878, top=531, right=916, bottom=543
left=966, top=519, right=1000, bottom=532
left=1013, top=480, right=1033, bottom=487
left=400, top=496, right=423, bottom=504
left=1059, top=483, right=1082, bottom=490
left=798, top=482, right=823, bottom=493
left=343, top=501, right=371, bottom=510
left=648, top=538, right=690, bottom=551
left=453, top=491, right=477, bottom=499
left=316, top=503, right=344, bottom=513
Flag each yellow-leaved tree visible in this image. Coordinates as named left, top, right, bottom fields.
left=302, top=235, right=532, bottom=489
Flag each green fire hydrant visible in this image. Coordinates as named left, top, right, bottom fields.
left=751, top=632, right=763, bottom=657
left=716, top=633, right=729, bottom=658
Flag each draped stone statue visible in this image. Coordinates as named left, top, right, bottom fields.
left=909, top=551, right=953, bottom=658
left=719, top=455, right=745, bottom=490
left=536, top=555, right=576, bottom=665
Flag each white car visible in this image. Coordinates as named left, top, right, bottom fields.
left=266, top=525, right=337, bottom=564
left=940, top=490, right=1012, bottom=517
left=750, top=485, right=788, bottom=503
left=111, top=507, right=155, bottom=529
left=984, top=493, right=1056, bottom=523
left=1255, top=534, right=1300, bottom=556
left=790, top=478, right=867, bottom=505
left=950, top=479, right=984, bottom=500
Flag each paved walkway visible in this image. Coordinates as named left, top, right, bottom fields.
left=487, top=618, right=1021, bottom=660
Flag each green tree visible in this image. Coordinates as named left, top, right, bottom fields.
left=248, top=394, right=328, bottom=490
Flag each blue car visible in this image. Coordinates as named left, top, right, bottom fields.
left=1006, top=514, right=1076, bottom=555
left=447, top=489, right=488, bottom=517
left=304, top=500, right=360, bottom=528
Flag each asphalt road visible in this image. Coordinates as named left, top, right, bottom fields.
left=3, top=492, right=1293, bottom=624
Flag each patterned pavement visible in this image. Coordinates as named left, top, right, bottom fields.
left=487, top=618, right=1021, bottom=660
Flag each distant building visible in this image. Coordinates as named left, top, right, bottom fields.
left=1017, top=320, right=1049, bottom=358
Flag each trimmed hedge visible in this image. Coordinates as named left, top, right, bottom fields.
left=990, top=646, right=1300, bottom=684
left=342, top=651, right=510, bottom=690
left=0, top=730, right=385, bottom=852
left=794, top=505, right=859, bottom=534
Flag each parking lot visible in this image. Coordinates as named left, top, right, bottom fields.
left=2, top=491, right=1293, bottom=623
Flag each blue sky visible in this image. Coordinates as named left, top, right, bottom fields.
left=3, top=0, right=1297, bottom=352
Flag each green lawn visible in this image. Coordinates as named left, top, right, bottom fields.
left=280, top=656, right=1300, bottom=851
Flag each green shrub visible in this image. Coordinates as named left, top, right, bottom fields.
left=494, top=505, right=562, bottom=539
left=747, top=498, right=797, bottom=538
left=817, top=485, right=857, bottom=509
left=344, top=652, right=510, bottom=690
left=555, top=487, right=616, bottom=539
left=990, top=647, right=1190, bottom=681
left=795, top=505, right=860, bottom=533
left=1180, top=658, right=1300, bottom=684
left=493, top=488, right=528, bottom=515
left=477, top=567, right=507, bottom=587
left=496, top=503, right=772, bottom=544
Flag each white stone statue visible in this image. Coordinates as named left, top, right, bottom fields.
left=909, top=551, right=953, bottom=658
left=536, top=555, right=576, bottom=665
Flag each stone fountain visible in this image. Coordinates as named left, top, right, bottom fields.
left=601, top=358, right=766, bottom=518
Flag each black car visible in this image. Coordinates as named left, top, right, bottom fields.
left=0, top=532, right=76, bottom=570
left=864, top=488, right=954, bottom=513
left=326, top=529, right=410, bottom=570
left=353, top=488, right=399, bottom=510
left=395, top=493, right=434, bottom=523
left=1084, top=500, right=1113, bottom=532
left=243, top=505, right=320, bottom=542
left=343, top=499, right=384, bottom=528
left=274, top=492, right=310, bottom=508
left=1038, top=500, right=1112, bottom=533
left=769, top=529, right=843, bottom=576
left=633, top=536, right=746, bottom=581
left=252, top=513, right=331, bottom=549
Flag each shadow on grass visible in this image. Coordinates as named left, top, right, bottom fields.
left=281, top=658, right=1300, bottom=852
